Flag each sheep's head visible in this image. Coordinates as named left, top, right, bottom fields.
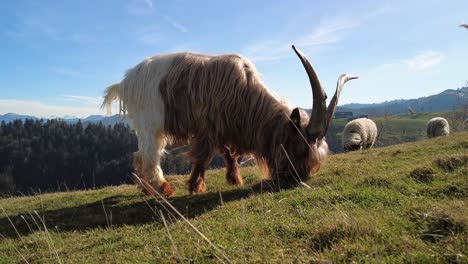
left=275, top=46, right=357, bottom=183
left=344, top=141, right=363, bottom=152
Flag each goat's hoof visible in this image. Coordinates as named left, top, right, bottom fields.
left=160, top=182, right=175, bottom=196
left=189, top=182, right=206, bottom=194
left=226, top=176, right=244, bottom=186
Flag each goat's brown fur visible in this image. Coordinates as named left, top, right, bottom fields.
left=158, top=52, right=328, bottom=192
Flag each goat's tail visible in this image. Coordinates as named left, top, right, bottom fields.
left=101, top=83, right=123, bottom=115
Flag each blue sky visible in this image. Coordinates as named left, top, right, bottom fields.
left=1, top=0, right=467, bottom=117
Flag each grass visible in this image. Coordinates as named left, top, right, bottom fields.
left=0, top=132, right=467, bottom=263
left=328, top=111, right=466, bottom=152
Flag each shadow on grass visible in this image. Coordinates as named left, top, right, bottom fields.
left=0, top=179, right=291, bottom=238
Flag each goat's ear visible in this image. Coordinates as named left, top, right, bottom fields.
left=290, top=108, right=302, bottom=128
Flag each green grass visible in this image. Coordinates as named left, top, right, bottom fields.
left=328, top=112, right=466, bottom=152
left=1, top=132, right=467, bottom=263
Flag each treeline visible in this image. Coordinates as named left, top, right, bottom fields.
left=0, top=119, right=137, bottom=195
left=0, top=119, right=227, bottom=196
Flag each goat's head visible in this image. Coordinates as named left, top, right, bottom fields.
left=274, top=45, right=357, bottom=183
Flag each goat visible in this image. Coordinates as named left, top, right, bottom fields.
left=102, top=46, right=357, bottom=195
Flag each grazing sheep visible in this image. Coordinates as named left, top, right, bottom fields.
left=342, top=118, right=378, bottom=151
left=102, top=45, right=357, bottom=195
left=426, top=117, right=450, bottom=138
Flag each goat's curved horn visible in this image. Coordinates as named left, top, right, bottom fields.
left=324, top=74, right=358, bottom=133
left=292, top=45, right=327, bottom=141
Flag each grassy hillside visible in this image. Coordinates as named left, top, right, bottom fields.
left=0, top=133, right=467, bottom=263
left=327, top=112, right=466, bottom=153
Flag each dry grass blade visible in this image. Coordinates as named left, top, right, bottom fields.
left=101, top=200, right=111, bottom=230
left=33, top=211, right=62, bottom=264
left=1, top=206, right=25, bottom=245
left=283, top=110, right=313, bottom=151
left=0, top=232, right=29, bottom=263
left=320, top=197, right=352, bottom=223
left=280, top=144, right=304, bottom=186
left=20, top=215, right=47, bottom=260
left=129, top=174, right=177, bottom=221
left=239, top=157, right=255, bottom=167
left=276, top=148, right=353, bottom=223
left=132, top=173, right=232, bottom=264
left=27, top=212, right=42, bottom=234
left=218, top=191, right=224, bottom=207
left=159, top=210, right=183, bottom=261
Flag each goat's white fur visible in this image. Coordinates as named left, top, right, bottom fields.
left=102, top=53, right=178, bottom=189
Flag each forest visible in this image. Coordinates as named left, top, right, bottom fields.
left=1, top=110, right=465, bottom=196
left=0, top=119, right=229, bottom=195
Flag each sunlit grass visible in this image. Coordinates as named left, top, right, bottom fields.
left=0, top=132, right=467, bottom=263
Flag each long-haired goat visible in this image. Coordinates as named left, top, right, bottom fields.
left=426, top=117, right=450, bottom=138
left=342, top=118, right=378, bottom=151
left=102, top=46, right=357, bottom=195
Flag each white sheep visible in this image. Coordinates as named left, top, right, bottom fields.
left=342, top=118, right=378, bottom=151
left=426, top=117, right=450, bottom=138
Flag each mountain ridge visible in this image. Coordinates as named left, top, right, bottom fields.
left=2, top=86, right=467, bottom=124
left=337, top=87, right=468, bottom=116
left=0, top=113, right=131, bottom=127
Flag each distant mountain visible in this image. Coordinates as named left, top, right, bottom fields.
left=0, top=113, right=39, bottom=123
left=0, top=113, right=131, bottom=127
left=337, top=87, right=468, bottom=117
left=2, top=86, right=467, bottom=124
left=86, top=115, right=131, bottom=127
left=83, top=115, right=105, bottom=122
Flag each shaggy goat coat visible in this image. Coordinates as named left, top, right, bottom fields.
left=342, top=118, right=378, bottom=151
left=426, top=117, right=450, bottom=138
left=102, top=52, right=329, bottom=194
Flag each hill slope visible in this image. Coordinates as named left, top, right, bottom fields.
left=0, top=133, right=467, bottom=263
left=338, top=87, right=468, bottom=116
left=326, top=112, right=467, bottom=153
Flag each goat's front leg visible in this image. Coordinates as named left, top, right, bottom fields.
left=136, top=131, right=174, bottom=196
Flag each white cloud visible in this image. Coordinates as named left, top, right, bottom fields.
left=163, top=16, right=188, bottom=33
left=144, top=0, right=153, bottom=8
left=127, top=0, right=154, bottom=15
left=405, top=51, right=444, bottom=72
left=136, top=25, right=162, bottom=45
left=242, top=16, right=359, bottom=62
left=241, top=5, right=391, bottom=63
left=62, top=95, right=102, bottom=106
left=22, top=17, right=58, bottom=39
left=0, top=93, right=124, bottom=118
left=50, top=67, right=81, bottom=77
left=7, top=16, right=59, bottom=42
left=0, top=99, right=106, bottom=118
left=70, top=33, right=95, bottom=44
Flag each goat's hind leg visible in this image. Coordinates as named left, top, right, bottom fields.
left=222, top=147, right=243, bottom=186
left=187, top=139, right=214, bottom=194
